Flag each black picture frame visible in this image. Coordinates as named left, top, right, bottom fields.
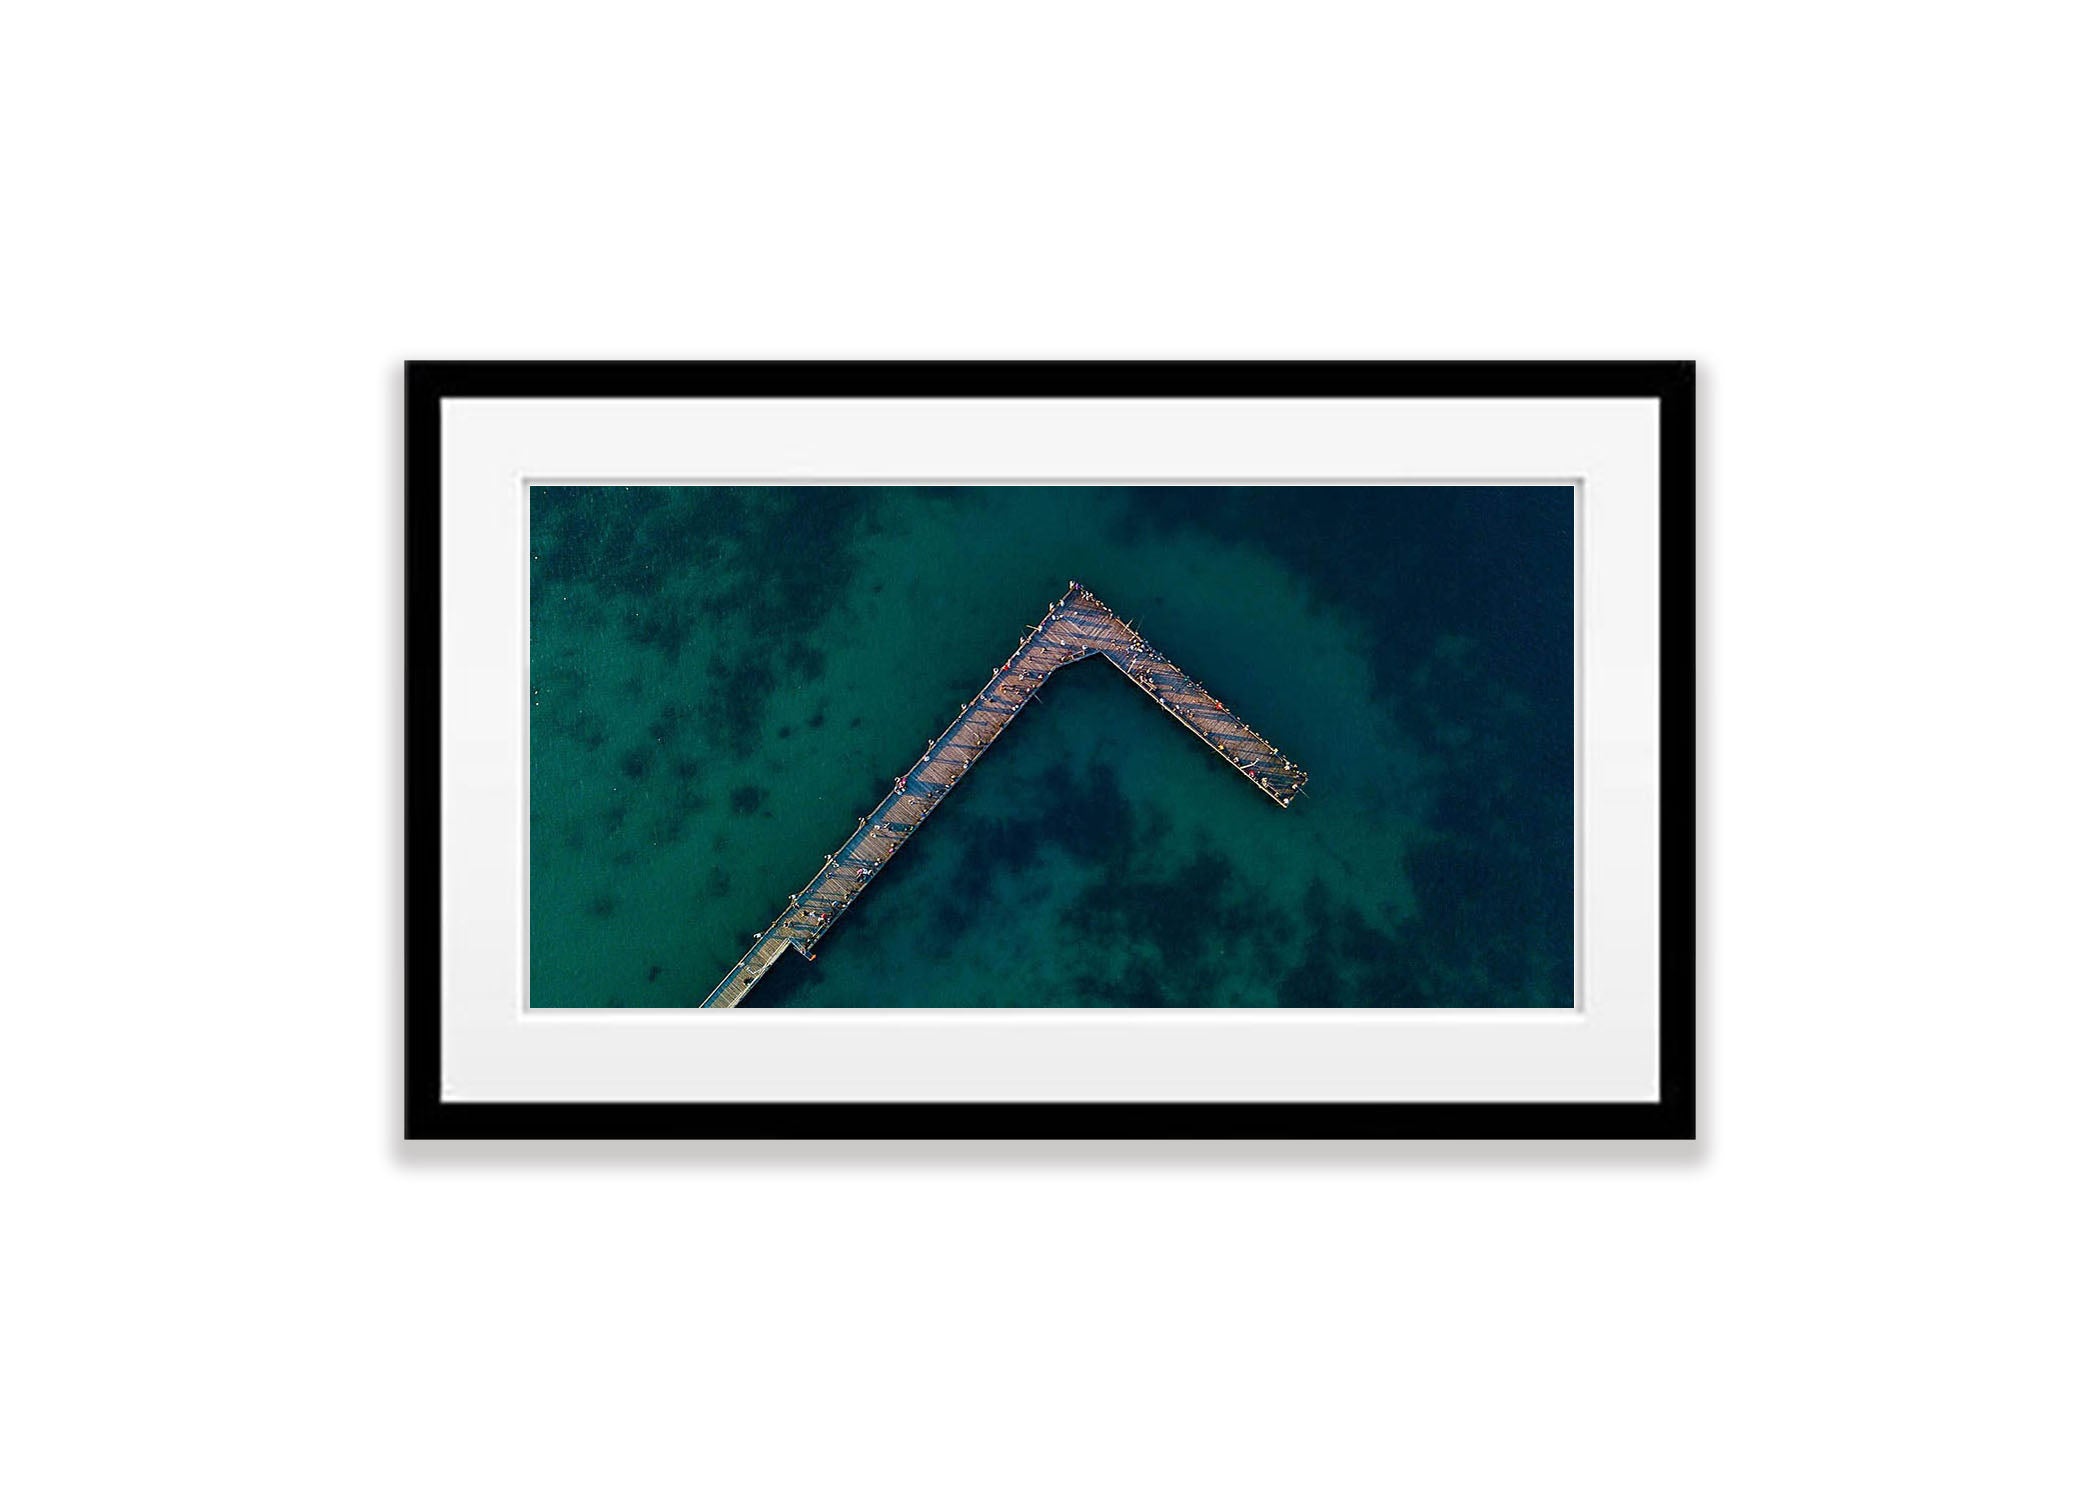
left=406, top=361, right=1695, bottom=1140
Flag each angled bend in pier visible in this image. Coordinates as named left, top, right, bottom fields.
left=699, top=581, right=1307, bottom=1007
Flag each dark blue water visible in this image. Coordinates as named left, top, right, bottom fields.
left=529, top=485, right=1573, bottom=1007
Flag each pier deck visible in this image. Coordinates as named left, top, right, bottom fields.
left=700, top=582, right=1307, bottom=1007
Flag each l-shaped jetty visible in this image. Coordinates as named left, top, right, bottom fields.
left=700, top=582, right=1307, bottom=1007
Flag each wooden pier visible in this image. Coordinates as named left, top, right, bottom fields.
left=699, top=582, right=1308, bottom=1007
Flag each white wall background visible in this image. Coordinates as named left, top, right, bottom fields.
left=4, top=4, right=2094, bottom=1496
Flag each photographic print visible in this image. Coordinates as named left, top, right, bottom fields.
left=407, top=361, right=1691, bottom=1138
left=528, top=483, right=1575, bottom=1011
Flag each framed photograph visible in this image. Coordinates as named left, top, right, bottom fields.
left=407, top=361, right=1693, bottom=1139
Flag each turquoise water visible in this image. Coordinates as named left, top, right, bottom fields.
left=529, top=485, right=1573, bottom=1008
